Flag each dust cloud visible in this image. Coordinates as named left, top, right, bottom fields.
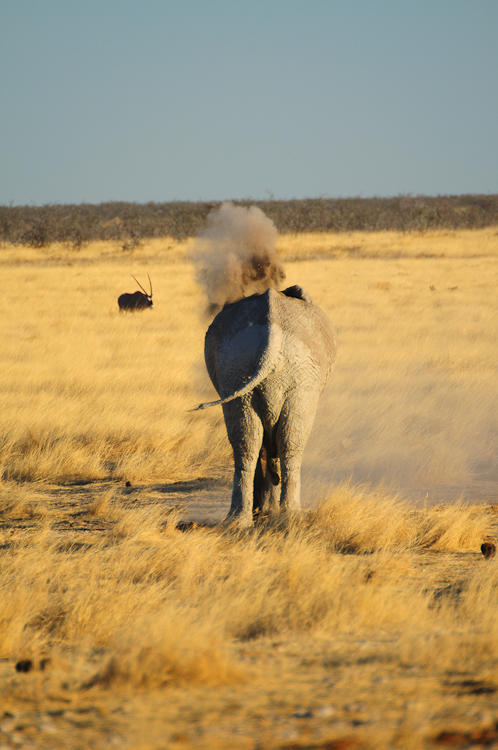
left=189, top=202, right=286, bottom=315
left=301, top=358, right=498, bottom=507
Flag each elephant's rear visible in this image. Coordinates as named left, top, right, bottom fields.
left=204, top=289, right=336, bottom=404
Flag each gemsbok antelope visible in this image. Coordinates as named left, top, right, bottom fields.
left=118, top=275, right=153, bottom=312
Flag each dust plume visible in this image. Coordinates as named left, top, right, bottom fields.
left=189, top=202, right=286, bottom=315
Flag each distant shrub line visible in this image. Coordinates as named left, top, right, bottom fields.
left=1, top=194, right=498, bottom=248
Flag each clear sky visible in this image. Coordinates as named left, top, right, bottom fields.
left=1, top=0, right=497, bottom=205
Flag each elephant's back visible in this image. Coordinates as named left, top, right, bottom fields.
left=203, top=288, right=337, bottom=400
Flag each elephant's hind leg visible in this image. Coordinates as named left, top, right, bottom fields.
left=253, top=445, right=281, bottom=519
left=223, top=400, right=263, bottom=527
left=277, top=392, right=320, bottom=514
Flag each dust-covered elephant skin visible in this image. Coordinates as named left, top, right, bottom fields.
left=196, top=286, right=337, bottom=527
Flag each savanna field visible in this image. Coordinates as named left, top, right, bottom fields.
left=0, top=222, right=497, bottom=749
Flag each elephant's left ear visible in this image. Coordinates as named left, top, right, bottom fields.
left=282, top=285, right=314, bottom=304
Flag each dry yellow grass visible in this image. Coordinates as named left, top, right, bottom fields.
left=0, top=482, right=496, bottom=749
left=1, top=227, right=497, bottom=498
left=0, top=229, right=497, bottom=748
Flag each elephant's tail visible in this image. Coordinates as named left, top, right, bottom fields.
left=191, top=323, right=282, bottom=411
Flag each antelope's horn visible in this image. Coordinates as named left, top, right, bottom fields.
left=132, top=275, right=148, bottom=296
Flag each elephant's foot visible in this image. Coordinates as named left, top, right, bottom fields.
left=222, top=511, right=254, bottom=529
left=254, top=505, right=280, bottom=524
left=278, top=499, right=302, bottom=525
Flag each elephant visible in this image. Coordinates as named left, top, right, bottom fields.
left=195, top=285, right=337, bottom=527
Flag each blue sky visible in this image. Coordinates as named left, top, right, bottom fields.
left=1, top=1, right=497, bottom=205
